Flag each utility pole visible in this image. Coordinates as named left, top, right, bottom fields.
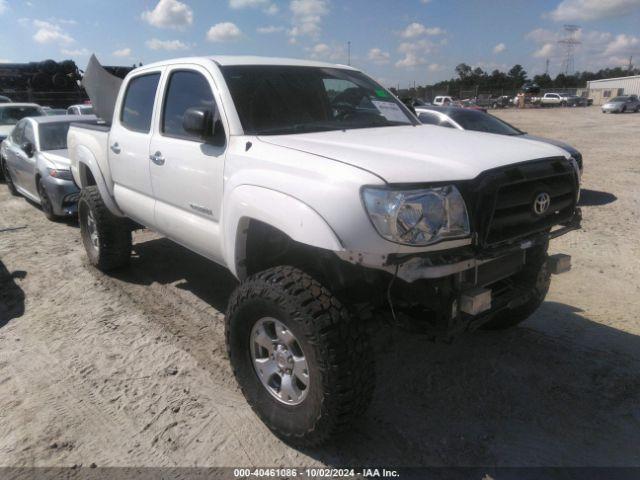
left=347, top=41, right=351, bottom=66
left=628, top=55, right=634, bottom=74
left=545, top=58, right=550, bottom=76
left=558, top=25, right=580, bottom=75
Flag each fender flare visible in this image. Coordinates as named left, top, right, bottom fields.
left=73, top=144, right=125, bottom=217
left=223, top=185, right=344, bottom=279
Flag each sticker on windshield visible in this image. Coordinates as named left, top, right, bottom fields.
left=375, top=89, right=390, bottom=98
left=371, top=100, right=408, bottom=123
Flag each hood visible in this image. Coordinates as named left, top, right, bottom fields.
left=258, top=125, right=570, bottom=183
left=522, top=134, right=579, bottom=157
left=82, top=54, right=123, bottom=123
left=40, top=149, right=70, bottom=169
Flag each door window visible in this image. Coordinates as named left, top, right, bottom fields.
left=120, top=73, right=161, bottom=133
left=161, top=70, right=216, bottom=141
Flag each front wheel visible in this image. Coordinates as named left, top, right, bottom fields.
left=78, top=186, right=131, bottom=271
left=482, top=249, right=550, bottom=330
left=2, top=159, right=19, bottom=196
left=226, top=266, right=374, bottom=446
left=37, top=178, right=57, bottom=221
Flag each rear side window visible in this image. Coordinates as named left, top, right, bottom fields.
left=120, top=73, right=160, bottom=133
left=162, top=70, right=215, bottom=140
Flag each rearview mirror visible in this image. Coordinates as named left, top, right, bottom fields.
left=21, top=142, right=34, bottom=157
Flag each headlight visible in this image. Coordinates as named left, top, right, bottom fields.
left=47, top=168, right=74, bottom=181
left=362, top=185, right=470, bottom=246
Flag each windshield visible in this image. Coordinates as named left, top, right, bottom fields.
left=221, top=65, right=415, bottom=135
left=610, top=96, right=629, bottom=102
left=38, top=122, right=72, bottom=150
left=0, top=106, right=44, bottom=126
left=447, top=109, right=523, bottom=135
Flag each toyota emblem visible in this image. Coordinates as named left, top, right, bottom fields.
left=533, top=192, right=551, bottom=215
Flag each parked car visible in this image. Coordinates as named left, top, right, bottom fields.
left=457, top=100, right=487, bottom=113
left=46, top=108, right=68, bottom=116
left=67, top=104, right=94, bottom=115
left=1, top=115, right=97, bottom=220
left=433, top=95, right=454, bottom=106
left=537, top=93, right=568, bottom=106
left=0, top=103, right=46, bottom=179
left=415, top=105, right=583, bottom=173
left=563, top=95, right=589, bottom=107
left=0, top=95, right=11, bottom=103
left=69, top=55, right=580, bottom=446
left=475, top=95, right=511, bottom=109
left=601, top=95, right=640, bottom=113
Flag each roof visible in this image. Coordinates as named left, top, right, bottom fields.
left=0, top=102, right=42, bottom=108
left=138, top=55, right=358, bottom=71
left=30, top=114, right=96, bottom=124
left=587, top=74, right=640, bottom=84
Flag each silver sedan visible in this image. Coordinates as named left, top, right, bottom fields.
left=602, top=95, right=640, bottom=113
left=1, top=115, right=96, bottom=220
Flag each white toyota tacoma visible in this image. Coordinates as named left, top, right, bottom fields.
left=68, top=55, right=581, bottom=446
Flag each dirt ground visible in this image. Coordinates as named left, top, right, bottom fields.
left=0, top=106, right=639, bottom=468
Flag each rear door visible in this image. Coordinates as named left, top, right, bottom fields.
left=148, top=65, right=227, bottom=262
left=108, top=69, right=163, bottom=226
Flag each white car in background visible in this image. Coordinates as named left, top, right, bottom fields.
left=67, top=104, right=94, bottom=115
left=432, top=95, right=454, bottom=106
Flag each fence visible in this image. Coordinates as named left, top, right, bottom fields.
left=0, top=89, right=88, bottom=108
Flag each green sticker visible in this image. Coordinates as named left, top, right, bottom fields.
left=375, top=89, right=390, bottom=98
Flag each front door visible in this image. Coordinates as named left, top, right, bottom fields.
left=148, top=66, right=227, bottom=262
left=109, top=70, right=163, bottom=226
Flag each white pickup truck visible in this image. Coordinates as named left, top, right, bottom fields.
left=68, top=55, right=581, bottom=446
left=537, top=92, right=568, bottom=106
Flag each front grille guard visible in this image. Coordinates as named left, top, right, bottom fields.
left=458, top=157, right=580, bottom=251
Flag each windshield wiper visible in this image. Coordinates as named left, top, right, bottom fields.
left=256, top=124, right=341, bottom=135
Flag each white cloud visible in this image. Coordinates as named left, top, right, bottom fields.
left=533, top=43, right=555, bottom=58
left=229, top=0, right=278, bottom=14
left=493, top=42, right=506, bottom=54
left=308, top=43, right=346, bottom=62
left=0, top=59, right=11, bottom=63
left=257, top=25, right=285, bottom=34
left=395, top=38, right=440, bottom=68
left=61, top=48, right=89, bottom=56
left=400, top=22, right=444, bottom=38
left=526, top=28, right=557, bottom=44
left=206, top=22, right=242, bottom=42
left=288, top=0, right=329, bottom=41
left=146, top=38, right=189, bottom=50
left=141, top=0, right=193, bottom=29
left=112, top=47, right=132, bottom=57
left=33, top=20, right=74, bottom=45
left=428, top=63, right=443, bottom=72
left=420, top=0, right=432, bottom=3
left=0, top=0, right=7, bottom=15
left=550, top=0, right=640, bottom=21
left=367, top=47, right=390, bottom=64
left=603, top=33, right=640, bottom=55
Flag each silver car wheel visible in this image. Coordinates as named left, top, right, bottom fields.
left=86, top=209, right=99, bottom=251
left=250, top=317, right=310, bottom=405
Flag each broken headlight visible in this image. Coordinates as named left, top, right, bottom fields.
left=362, top=185, right=470, bottom=246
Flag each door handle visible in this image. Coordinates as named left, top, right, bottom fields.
left=110, top=143, right=121, bottom=154
left=149, top=151, right=165, bottom=166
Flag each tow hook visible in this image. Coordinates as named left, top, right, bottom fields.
left=548, top=254, right=572, bottom=275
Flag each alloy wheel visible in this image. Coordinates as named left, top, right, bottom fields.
left=250, top=317, right=310, bottom=405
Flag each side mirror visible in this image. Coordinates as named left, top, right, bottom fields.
left=21, top=142, right=34, bottom=157
left=183, top=107, right=213, bottom=140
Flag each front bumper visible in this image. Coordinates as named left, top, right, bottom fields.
left=42, top=174, right=80, bottom=216
left=602, top=105, right=623, bottom=113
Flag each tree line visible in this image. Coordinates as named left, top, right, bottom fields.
left=391, top=63, right=640, bottom=98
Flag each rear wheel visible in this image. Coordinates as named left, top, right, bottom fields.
left=37, top=177, right=56, bottom=221
left=2, top=159, right=19, bottom=196
left=621, top=106, right=627, bottom=113
left=226, top=266, right=374, bottom=446
left=78, top=186, right=131, bottom=271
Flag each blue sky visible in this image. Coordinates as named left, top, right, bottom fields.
left=0, top=0, right=639, bottom=87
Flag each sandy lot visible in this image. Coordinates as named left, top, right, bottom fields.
left=0, top=106, right=639, bottom=468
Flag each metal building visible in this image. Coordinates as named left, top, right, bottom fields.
left=587, top=75, right=640, bottom=105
